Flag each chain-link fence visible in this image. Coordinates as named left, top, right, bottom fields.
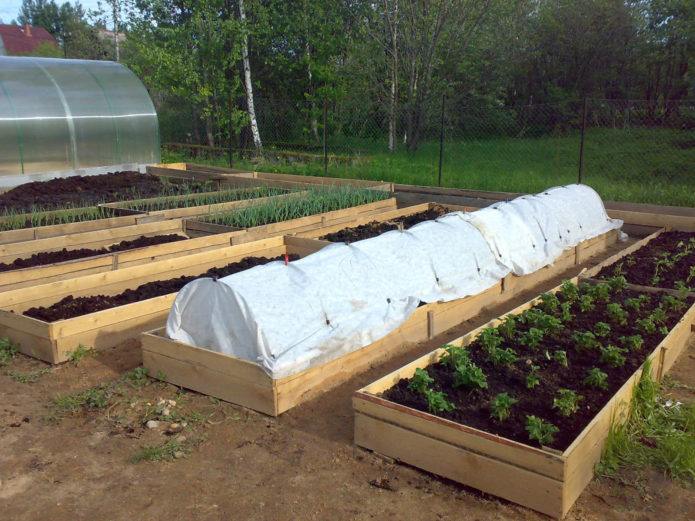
left=163, top=97, right=695, bottom=206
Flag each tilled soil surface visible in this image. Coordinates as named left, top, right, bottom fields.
left=1, top=237, right=694, bottom=520
left=319, top=205, right=451, bottom=242
left=23, top=254, right=298, bottom=322
left=0, top=172, right=215, bottom=213
left=596, top=230, right=695, bottom=289
left=384, top=286, right=691, bottom=450
left=0, top=234, right=187, bottom=273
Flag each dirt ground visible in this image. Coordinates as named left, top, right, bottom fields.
left=2, top=241, right=695, bottom=521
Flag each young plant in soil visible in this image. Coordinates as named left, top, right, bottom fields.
left=382, top=280, right=693, bottom=450
left=596, top=231, right=695, bottom=290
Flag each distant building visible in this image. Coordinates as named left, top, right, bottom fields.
left=97, top=28, right=126, bottom=44
left=0, top=24, right=57, bottom=56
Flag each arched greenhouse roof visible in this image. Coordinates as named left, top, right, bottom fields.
left=0, top=56, right=160, bottom=177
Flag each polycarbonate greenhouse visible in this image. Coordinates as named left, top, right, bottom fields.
left=0, top=56, right=160, bottom=178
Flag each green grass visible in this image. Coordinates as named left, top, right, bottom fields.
left=164, top=127, right=695, bottom=206
left=597, top=360, right=695, bottom=487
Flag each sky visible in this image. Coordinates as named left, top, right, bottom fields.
left=0, top=1, right=105, bottom=27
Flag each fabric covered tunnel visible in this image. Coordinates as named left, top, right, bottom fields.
left=166, top=184, right=623, bottom=378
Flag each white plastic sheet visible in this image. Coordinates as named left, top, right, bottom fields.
left=167, top=184, right=622, bottom=378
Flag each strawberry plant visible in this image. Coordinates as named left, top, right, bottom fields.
left=560, top=301, right=573, bottom=322
left=490, top=392, right=518, bottom=422
left=606, top=303, right=628, bottom=325
left=599, top=344, right=627, bottom=367
left=559, top=280, right=579, bottom=302
left=650, top=307, right=668, bottom=325
left=498, top=314, right=517, bottom=340
left=660, top=295, right=686, bottom=312
left=525, top=415, right=559, bottom=445
left=520, top=327, right=544, bottom=348
left=424, top=389, right=456, bottom=413
left=408, top=368, right=434, bottom=394
left=636, top=317, right=656, bottom=335
left=439, top=344, right=469, bottom=368
left=606, top=276, right=628, bottom=293
left=552, top=350, right=568, bottom=367
left=526, top=365, right=540, bottom=388
left=479, top=327, right=503, bottom=350
left=572, top=331, right=598, bottom=350
left=486, top=346, right=518, bottom=367
left=453, top=360, right=488, bottom=390
left=552, top=389, right=583, bottom=416
left=579, top=294, right=595, bottom=312
left=538, top=293, right=560, bottom=314
left=584, top=367, right=608, bottom=389
left=589, top=282, right=612, bottom=303
left=594, top=322, right=611, bottom=338
left=619, top=334, right=643, bottom=351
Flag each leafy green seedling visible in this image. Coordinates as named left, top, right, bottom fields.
left=526, top=365, right=540, bottom=389
left=453, top=361, right=488, bottom=390
left=538, top=293, right=560, bottom=314
left=520, top=328, right=544, bottom=349
left=594, top=322, right=611, bottom=338
left=572, top=331, right=598, bottom=350
left=619, top=334, right=644, bottom=351
left=559, top=280, right=579, bottom=302
left=606, top=302, right=628, bottom=325
left=650, top=307, right=668, bottom=325
left=479, top=327, right=503, bottom=351
left=606, top=276, right=628, bottom=293
left=584, top=367, right=608, bottom=389
left=636, top=317, right=656, bottom=335
left=408, top=368, right=434, bottom=394
left=486, top=346, right=518, bottom=367
left=0, top=337, right=19, bottom=367
left=525, top=415, right=559, bottom=445
left=424, top=389, right=455, bottom=414
left=660, top=294, right=686, bottom=312
left=553, top=389, right=583, bottom=416
left=498, top=314, right=517, bottom=340
left=588, top=282, right=612, bottom=303
left=579, top=294, right=595, bottom=312
left=490, top=392, right=518, bottom=422
left=600, top=344, right=628, bottom=367
left=553, top=350, right=568, bottom=367
left=439, top=344, right=470, bottom=368
left=623, top=297, right=642, bottom=312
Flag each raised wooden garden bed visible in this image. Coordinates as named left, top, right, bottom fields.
left=99, top=188, right=299, bottom=221
left=0, top=198, right=397, bottom=292
left=294, top=202, right=469, bottom=242
left=0, top=208, right=163, bottom=245
left=0, top=236, right=325, bottom=364
left=140, top=228, right=621, bottom=417
left=183, top=197, right=399, bottom=244
left=352, top=279, right=695, bottom=519
left=147, top=163, right=393, bottom=192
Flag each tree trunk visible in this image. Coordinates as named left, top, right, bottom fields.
left=238, top=0, right=263, bottom=152
left=387, top=0, right=398, bottom=152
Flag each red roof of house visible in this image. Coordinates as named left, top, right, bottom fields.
left=0, top=24, right=57, bottom=55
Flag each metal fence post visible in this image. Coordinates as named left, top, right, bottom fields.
left=323, top=98, right=328, bottom=176
left=438, top=93, right=445, bottom=187
left=578, top=96, right=588, bottom=184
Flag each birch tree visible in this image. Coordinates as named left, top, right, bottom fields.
left=238, top=0, right=263, bottom=152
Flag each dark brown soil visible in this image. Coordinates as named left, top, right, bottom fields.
left=0, top=234, right=187, bottom=273
left=319, top=205, right=451, bottom=242
left=23, top=254, right=299, bottom=322
left=383, top=282, right=692, bottom=451
left=0, top=171, right=215, bottom=213
left=596, top=231, right=695, bottom=289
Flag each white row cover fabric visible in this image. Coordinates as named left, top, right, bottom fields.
left=166, top=184, right=622, bottom=379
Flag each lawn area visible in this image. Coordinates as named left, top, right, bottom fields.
left=162, top=127, right=695, bottom=207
